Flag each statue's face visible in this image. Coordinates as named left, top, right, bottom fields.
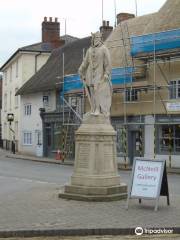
left=93, top=36, right=102, bottom=47
left=91, top=32, right=102, bottom=47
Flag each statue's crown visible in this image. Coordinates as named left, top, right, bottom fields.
left=91, top=31, right=102, bottom=39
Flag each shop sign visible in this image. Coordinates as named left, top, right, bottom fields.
left=166, top=102, right=180, bottom=112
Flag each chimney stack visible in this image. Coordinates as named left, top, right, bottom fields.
left=116, top=13, right=135, bottom=25
left=42, top=17, right=65, bottom=48
left=100, top=20, right=113, bottom=41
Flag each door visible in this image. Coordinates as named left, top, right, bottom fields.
left=129, top=130, right=142, bottom=165
left=44, top=123, right=53, bottom=157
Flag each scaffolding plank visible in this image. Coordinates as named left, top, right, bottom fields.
left=62, top=67, right=134, bottom=94
left=131, top=28, right=180, bottom=57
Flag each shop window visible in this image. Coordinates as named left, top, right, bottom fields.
left=114, top=126, right=124, bottom=156
left=54, top=123, right=62, bottom=150
left=159, top=125, right=180, bottom=154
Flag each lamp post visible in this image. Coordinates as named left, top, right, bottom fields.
left=7, top=113, right=15, bottom=154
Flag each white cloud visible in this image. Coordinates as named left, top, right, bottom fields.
left=0, top=0, right=167, bottom=67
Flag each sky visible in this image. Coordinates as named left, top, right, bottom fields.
left=0, top=0, right=167, bottom=67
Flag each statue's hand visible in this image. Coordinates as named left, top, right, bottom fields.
left=78, top=68, right=85, bottom=81
left=104, top=73, right=109, bottom=82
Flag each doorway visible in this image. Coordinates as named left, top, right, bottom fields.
left=44, top=123, right=53, bottom=157
left=128, top=130, right=143, bottom=165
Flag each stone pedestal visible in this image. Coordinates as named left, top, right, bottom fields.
left=59, top=114, right=127, bottom=201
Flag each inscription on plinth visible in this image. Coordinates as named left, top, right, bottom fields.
left=103, top=144, right=115, bottom=173
left=77, top=143, right=90, bottom=169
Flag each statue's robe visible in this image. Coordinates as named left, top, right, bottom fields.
left=79, top=43, right=112, bottom=116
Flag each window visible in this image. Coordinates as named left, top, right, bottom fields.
left=68, top=96, right=83, bottom=115
left=24, top=104, right=31, bottom=115
left=125, top=89, right=138, bottom=102
left=43, top=95, right=49, bottom=107
left=23, top=132, right=32, bottom=145
left=158, top=125, right=180, bottom=154
left=54, top=123, right=62, bottom=150
left=169, top=80, right=180, bottom=99
left=69, top=97, right=77, bottom=107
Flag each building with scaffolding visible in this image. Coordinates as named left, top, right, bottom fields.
left=106, top=0, right=180, bottom=167
left=16, top=0, right=180, bottom=167
left=60, top=0, right=180, bottom=167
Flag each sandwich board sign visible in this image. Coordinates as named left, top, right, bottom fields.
left=126, top=158, right=169, bottom=211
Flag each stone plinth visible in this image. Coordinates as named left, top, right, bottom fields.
left=59, top=114, right=127, bottom=201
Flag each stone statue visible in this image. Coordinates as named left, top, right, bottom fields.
left=79, top=32, right=112, bottom=117
left=59, top=33, right=127, bottom=202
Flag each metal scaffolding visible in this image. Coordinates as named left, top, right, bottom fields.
left=58, top=24, right=180, bottom=165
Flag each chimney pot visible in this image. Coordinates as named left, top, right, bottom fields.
left=42, top=16, right=61, bottom=45
left=116, top=12, right=135, bottom=25
left=100, top=20, right=113, bottom=41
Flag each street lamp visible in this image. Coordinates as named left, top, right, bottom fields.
left=7, top=113, right=14, bottom=125
left=7, top=113, right=15, bottom=154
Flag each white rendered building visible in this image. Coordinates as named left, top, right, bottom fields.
left=0, top=17, right=66, bottom=152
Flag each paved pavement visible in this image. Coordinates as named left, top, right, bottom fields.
left=1, top=183, right=180, bottom=230
left=0, top=150, right=180, bottom=240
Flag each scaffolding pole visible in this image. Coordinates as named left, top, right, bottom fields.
left=62, top=52, right=65, bottom=125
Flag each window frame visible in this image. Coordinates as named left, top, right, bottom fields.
left=169, top=80, right=180, bottom=99
left=125, top=88, right=138, bottom=102
left=158, top=125, right=180, bottom=155
left=24, top=104, right=32, bottom=116
left=43, top=95, right=49, bottom=107
left=23, top=131, right=32, bottom=145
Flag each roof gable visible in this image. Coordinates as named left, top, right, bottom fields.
left=16, top=37, right=91, bottom=95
